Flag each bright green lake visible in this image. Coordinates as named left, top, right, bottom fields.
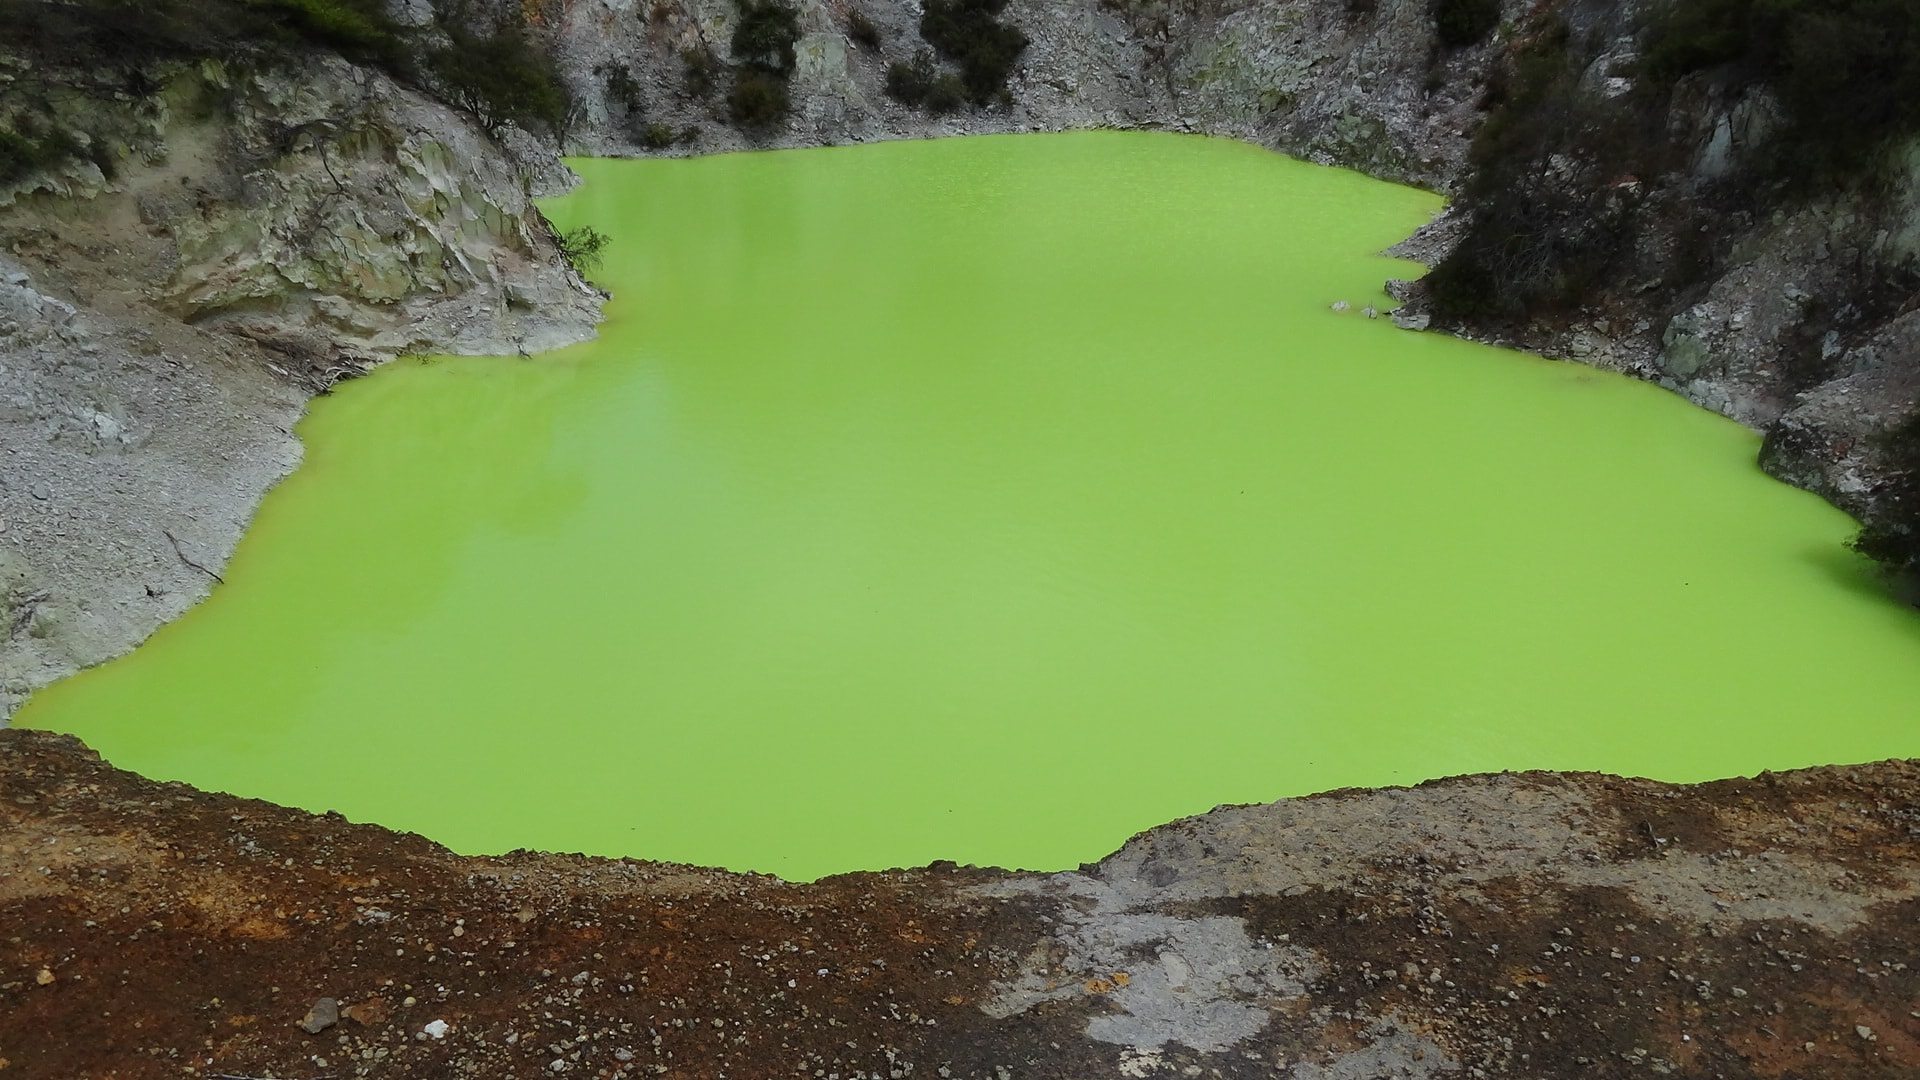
left=20, top=132, right=1920, bottom=879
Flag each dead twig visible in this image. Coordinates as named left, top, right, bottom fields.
left=163, top=529, right=225, bottom=584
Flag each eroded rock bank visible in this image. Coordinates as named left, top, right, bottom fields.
left=0, top=50, right=603, bottom=716
left=2, top=729, right=1917, bottom=1077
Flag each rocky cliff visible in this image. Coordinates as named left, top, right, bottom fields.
left=0, top=47, right=603, bottom=716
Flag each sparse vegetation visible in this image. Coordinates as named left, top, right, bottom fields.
left=1425, top=17, right=1629, bottom=320
left=919, top=0, right=1027, bottom=105
left=0, top=125, right=83, bottom=186
left=0, top=0, right=582, bottom=145
left=847, top=9, right=883, bottom=51
left=428, top=15, right=573, bottom=138
left=728, top=69, right=791, bottom=129
left=556, top=225, right=610, bottom=273
left=1642, top=0, right=1920, bottom=181
left=682, top=48, right=721, bottom=98
left=731, top=0, right=801, bottom=76
left=640, top=121, right=677, bottom=149
left=885, top=49, right=966, bottom=114
left=598, top=62, right=652, bottom=142
left=0, top=0, right=413, bottom=70
left=723, top=0, right=799, bottom=132
left=1428, top=0, right=1920, bottom=324
left=601, top=63, right=645, bottom=116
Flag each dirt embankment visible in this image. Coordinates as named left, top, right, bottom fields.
left=3, top=729, right=1917, bottom=1079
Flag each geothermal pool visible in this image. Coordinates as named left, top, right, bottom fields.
left=21, top=132, right=1920, bottom=879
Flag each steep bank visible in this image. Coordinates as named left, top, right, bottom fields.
left=0, top=48, right=603, bottom=716
left=1385, top=1, right=1920, bottom=539
left=3, top=728, right=1917, bottom=1077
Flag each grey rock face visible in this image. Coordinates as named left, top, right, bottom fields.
left=0, top=55, right=603, bottom=718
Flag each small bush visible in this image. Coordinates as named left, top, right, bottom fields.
left=886, top=49, right=968, bottom=114
left=1642, top=0, right=1920, bottom=180
left=727, top=69, right=791, bottom=129
left=0, top=0, right=411, bottom=72
left=640, top=122, right=677, bottom=149
left=682, top=47, right=720, bottom=98
left=925, top=73, right=967, bottom=114
left=848, top=9, right=883, bottom=50
left=430, top=19, right=572, bottom=137
left=1432, top=0, right=1500, bottom=48
left=885, top=49, right=936, bottom=105
left=920, top=0, right=1027, bottom=104
left=0, top=127, right=82, bottom=185
left=556, top=225, right=610, bottom=273
left=601, top=63, right=645, bottom=116
left=731, top=0, right=801, bottom=76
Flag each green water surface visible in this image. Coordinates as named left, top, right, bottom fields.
left=21, top=133, right=1920, bottom=879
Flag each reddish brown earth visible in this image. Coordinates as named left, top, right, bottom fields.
left=2, top=729, right=1917, bottom=1079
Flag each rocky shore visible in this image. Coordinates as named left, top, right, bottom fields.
left=3, top=729, right=1918, bottom=1077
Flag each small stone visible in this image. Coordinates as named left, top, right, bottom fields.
left=1857, top=1025, right=1876, bottom=1041
left=423, top=1018, right=449, bottom=1039
left=30, top=483, right=49, bottom=501
left=4, top=271, right=26, bottom=286
left=34, top=968, right=54, bottom=986
left=1330, top=301, right=1350, bottom=313
left=299, top=997, right=340, bottom=1034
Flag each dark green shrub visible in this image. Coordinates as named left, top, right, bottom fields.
left=1641, top=0, right=1920, bottom=180
left=429, top=19, right=572, bottom=136
left=1850, top=412, right=1920, bottom=575
left=682, top=47, right=720, bottom=97
left=1424, top=254, right=1501, bottom=321
left=848, top=9, right=883, bottom=51
left=0, top=127, right=82, bottom=185
left=885, top=49, right=937, bottom=105
left=640, top=122, right=676, bottom=149
left=1432, top=0, right=1499, bottom=48
left=0, top=0, right=411, bottom=71
left=556, top=225, right=610, bottom=273
left=925, top=73, right=967, bottom=114
left=919, top=0, right=1027, bottom=104
left=601, top=63, right=645, bottom=116
left=727, top=69, right=790, bottom=129
left=731, top=0, right=801, bottom=76
left=269, top=0, right=410, bottom=65
left=886, top=49, right=968, bottom=114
